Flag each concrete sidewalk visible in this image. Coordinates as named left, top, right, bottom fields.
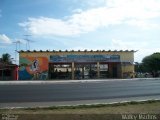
left=0, top=78, right=159, bottom=85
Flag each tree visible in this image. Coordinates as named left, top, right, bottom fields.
left=1, top=53, right=12, bottom=64
left=142, top=53, right=160, bottom=73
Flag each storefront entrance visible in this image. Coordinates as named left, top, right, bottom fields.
left=74, top=63, right=97, bottom=79
left=49, top=63, right=72, bottom=79
left=48, top=54, right=121, bottom=80
left=49, top=62, right=111, bottom=80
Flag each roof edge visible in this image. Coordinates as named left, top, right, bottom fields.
left=18, top=50, right=137, bottom=53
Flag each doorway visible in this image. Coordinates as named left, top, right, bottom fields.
left=49, top=63, right=72, bottom=79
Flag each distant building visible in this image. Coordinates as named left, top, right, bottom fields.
left=0, top=62, right=18, bottom=80
left=19, top=50, right=136, bottom=80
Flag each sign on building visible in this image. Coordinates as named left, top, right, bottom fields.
left=50, top=55, right=120, bottom=63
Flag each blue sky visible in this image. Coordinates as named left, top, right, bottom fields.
left=0, top=0, right=160, bottom=64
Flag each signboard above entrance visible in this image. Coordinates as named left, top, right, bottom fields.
left=50, top=55, right=120, bottom=63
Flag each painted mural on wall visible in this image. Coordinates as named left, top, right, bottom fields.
left=19, top=57, right=48, bottom=80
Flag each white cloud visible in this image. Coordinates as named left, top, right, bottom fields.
left=19, top=0, right=160, bottom=36
left=135, top=48, right=160, bottom=62
left=110, top=39, right=146, bottom=51
left=19, top=17, right=82, bottom=36
left=126, top=20, right=158, bottom=30
left=72, top=9, right=83, bottom=13
left=0, top=34, right=12, bottom=44
left=83, top=0, right=107, bottom=8
left=110, top=38, right=160, bottom=62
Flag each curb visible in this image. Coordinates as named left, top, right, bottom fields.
left=0, top=78, right=159, bottom=85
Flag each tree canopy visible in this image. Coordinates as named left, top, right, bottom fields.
left=142, top=52, right=160, bottom=72
left=1, top=53, right=12, bottom=64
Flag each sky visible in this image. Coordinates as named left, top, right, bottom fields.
left=0, top=0, right=160, bottom=64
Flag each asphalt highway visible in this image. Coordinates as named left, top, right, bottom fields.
left=0, top=78, right=160, bottom=108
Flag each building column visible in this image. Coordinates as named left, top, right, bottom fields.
left=97, top=62, right=100, bottom=78
left=117, top=63, right=122, bottom=78
left=71, top=62, right=75, bottom=80
left=82, top=65, right=84, bottom=79
left=108, top=63, right=113, bottom=78
left=121, top=62, right=124, bottom=79
left=2, top=69, right=3, bottom=80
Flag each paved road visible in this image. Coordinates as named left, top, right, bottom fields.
left=0, top=79, right=160, bottom=107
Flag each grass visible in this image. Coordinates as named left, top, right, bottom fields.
left=20, top=99, right=160, bottom=110
left=0, top=100, right=160, bottom=120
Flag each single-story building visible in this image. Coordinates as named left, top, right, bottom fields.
left=0, top=62, right=18, bottom=80
left=19, top=50, right=135, bottom=80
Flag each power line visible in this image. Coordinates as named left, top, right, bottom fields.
left=24, top=34, right=34, bottom=50
left=13, top=40, right=22, bottom=51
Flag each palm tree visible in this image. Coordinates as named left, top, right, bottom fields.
left=1, top=53, right=12, bottom=64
